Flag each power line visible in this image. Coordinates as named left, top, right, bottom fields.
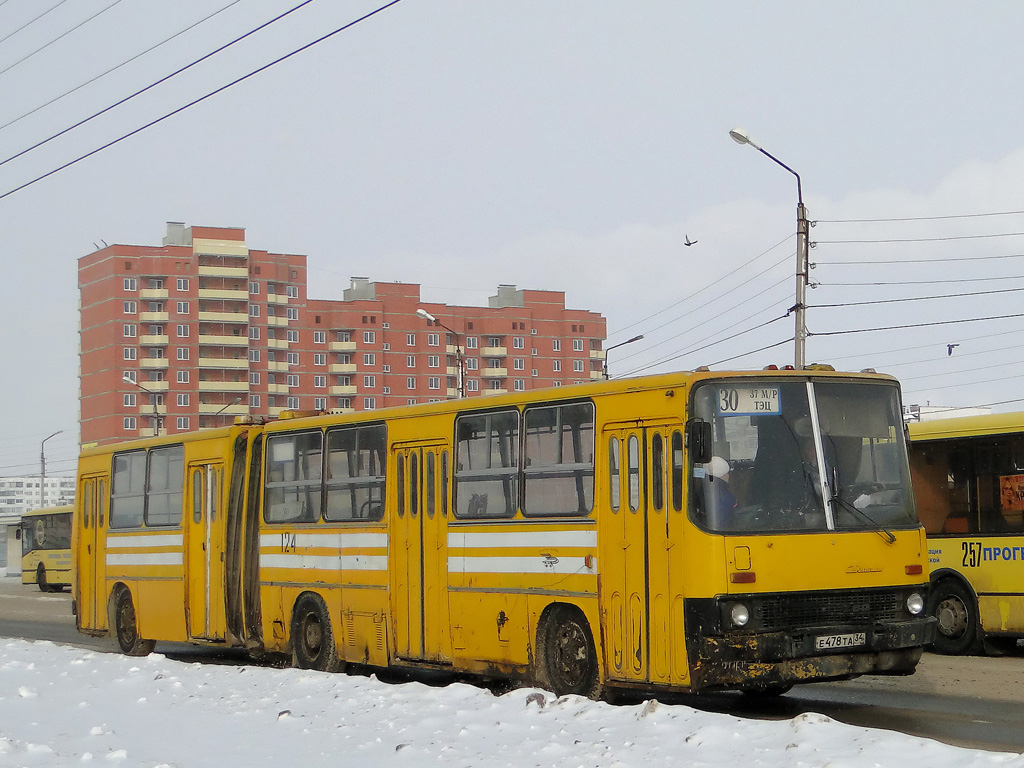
left=0, top=0, right=317, bottom=170
left=820, top=252, right=1024, bottom=267
left=823, top=274, right=1024, bottom=287
left=0, top=0, right=69, bottom=45
left=809, top=285, right=1024, bottom=310
left=0, top=0, right=406, bottom=201
left=816, top=231, right=1024, bottom=245
left=0, top=1, right=243, bottom=133
left=810, top=311, right=1024, bottom=338
left=704, top=338, right=792, bottom=369
left=0, top=0, right=125, bottom=78
left=825, top=323, right=1024, bottom=366
left=818, top=209, right=1024, bottom=224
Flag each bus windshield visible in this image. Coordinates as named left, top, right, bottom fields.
left=691, top=379, right=918, bottom=534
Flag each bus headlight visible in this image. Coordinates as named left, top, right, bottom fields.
left=906, top=593, right=924, bottom=615
left=730, top=603, right=750, bottom=627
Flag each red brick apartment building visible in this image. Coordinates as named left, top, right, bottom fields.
left=79, top=223, right=607, bottom=446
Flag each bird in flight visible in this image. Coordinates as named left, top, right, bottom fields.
left=684, top=235, right=697, bottom=246
left=947, top=343, right=959, bottom=356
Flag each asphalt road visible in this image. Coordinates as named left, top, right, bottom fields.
left=1, top=577, right=1022, bottom=755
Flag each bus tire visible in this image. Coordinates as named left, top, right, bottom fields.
left=112, top=589, right=156, bottom=657
left=37, top=564, right=49, bottom=592
left=928, top=579, right=982, bottom=655
left=536, top=605, right=601, bottom=698
left=291, top=593, right=342, bottom=673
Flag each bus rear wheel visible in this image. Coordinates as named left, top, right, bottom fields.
left=291, top=594, right=342, bottom=673
left=113, top=589, right=156, bottom=656
left=929, top=579, right=982, bottom=655
left=36, top=564, right=49, bottom=592
left=537, top=606, right=601, bottom=698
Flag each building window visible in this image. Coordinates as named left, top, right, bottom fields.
left=249, top=305, right=260, bottom=318
left=177, top=370, right=189, bottom=383
left=407, top=355, right=415, bottom=368
left=489, top=380, right=503, bottom=390
left=407, top=377, right=416, bottom=389
left=123, top=370, right=136, bottom=384
left=466, top=358, right=478, bottom=371
left=123, top=393, right=136, bottom=407
left=428, top=355, right=440, bottom=368
left=364, top=353, right=375, bottom=366
left=250, top=394, right=260, bottom=408
left=313, top=353, right=326, bottom=366
left=382, top=386, right=391, bottom=395
left=364, top=375, right=376, bottom=388
left=364, top=331, right=375, bottom=344
left=338, top=331, right=351, bottom=342
left=573, top=360, right=584, bottom=372
left=286, top=308, right=299, bottom=321
left=363, top=397, right=376, bottom=410
left=287, top=352, right=299, bottom=365
left=532, top=369, right=538, bottom=377
left=383, top=364, right=391, bottom=373
left=123, top=300, right=137, bottom=314
left=149, top=278, right=164, bottom=289
left=287, top=285, right=299, bottom=299
left=123, top=347, right=137, bottom=361
left=553, top=360, right=561, bottom=372
left=287, top=374, right=299, bottom=387
left=514, top=379, right=525, bottom=391
left=313, top=330, right=326, bottom=344
left=249, top=281, right=260, bottom=294
left=466, top=336, right=478, bottom=349
left=123, top=278, right=137, bottom=292
left=176, top=324, right=189, bottom=338
left=123, top=417, right=136, bottom=431
left=338, top=398, right=351, bottom=409
left=249, top=372, right=260, bottom=384
left=287, top=397, right=300, bottom=409
left=123, top=324, right=137, bottom=338
left=249, top=349, right=260, bottom=362
left=427, top=333, right=440, bottom=347
left=177, top=394, right=190, bottom=406
left=176, top=301, right=189, bottom=314
left=406, top=333, right=416, bottom=346
left=314, top=375, right=326, bottom=388
left=488, top=337, right=500, bottom=348
left=513, top=337, right=524, bottom=349
left=467, top=379, right=479, bottom=392
left=408, top=399, right=417, bottom=405
left=553, top=339, right=561, bottom=352
left=177, top=347, right=189, bottom=361
left=314, top=397, right=326, bottom=410
left=428, top=377, right=440, bottom=390
left=514, top=358, right=525, bottom=370
left=249, top=326, right=260, bottom=340
left=176, top=278, right=189, bottom=291
left=287, top=330, right=299, bottom=342
left=573, top=339, right=584, bottom=351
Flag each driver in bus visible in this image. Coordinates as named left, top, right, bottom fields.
left=704, top=455, right=738, bottom=526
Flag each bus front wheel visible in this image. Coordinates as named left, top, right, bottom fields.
left=113, top=589, right=156, bottom=656
left=537, top=606, right=601, bottom=698
left=929, top=579, right=982, bottom=655
left=291, top=594, right=343, bottom=673
left=36, top=564, right=49, bottom=592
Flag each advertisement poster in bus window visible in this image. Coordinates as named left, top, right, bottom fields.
left=998, top=473, right=1024, bottom=511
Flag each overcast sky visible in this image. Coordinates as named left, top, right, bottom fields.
left=3, top=0, right=1024, bottom=477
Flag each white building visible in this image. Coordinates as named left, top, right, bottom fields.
left=903, top=404, right=993, bottom=422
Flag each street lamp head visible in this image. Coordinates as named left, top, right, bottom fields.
left=729, top=127, right=762, bottom=151
left=415, top=308, right=436, bottom=323
left=122, top=374, right=134, bottom=384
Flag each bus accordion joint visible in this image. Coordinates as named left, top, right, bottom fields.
left=730, top=572, right=756, bottom=584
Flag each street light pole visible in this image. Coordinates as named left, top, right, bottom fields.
left=416, top=308, right=466, bottom=398
left=730, top=128, right=810, bottom=369
left=603, top=334, right=644, bottom=379
left=40, top=430, right=63, bottom=507
left=124, top=375, right=163, bottom=435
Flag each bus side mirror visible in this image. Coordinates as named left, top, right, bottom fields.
left=688, top=419, right=713, bottom=464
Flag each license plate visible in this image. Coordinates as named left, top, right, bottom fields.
left=815, top=632, right=866, bottom=650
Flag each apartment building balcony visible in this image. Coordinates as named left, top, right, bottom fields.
left=198, top=265, right=248, bottom=278
left=135, top=380, right=168, bottom=392
left=329, top=407, right=355, bottom=415
left=267, top=294, right=290, bottom=305
left=198, top=333, right=249, bottom=347
left=139, top=358, right=169, bottom=369
left=481, top=368, right=507, bottom=378
left=139, top=334, right=169, bottom=346
left=267, top=338, right=290, bottom=350
left=139, top=311, right=169, bottom=323
left=446, top=344, right=461, bottom=355
left=198, top=311, right=248, bottom=323
left=198, top=402, right=248, bottom=415
left=590, top=349, right=607, bottom=360
left=329, top=341, right=356, bottom=352
left=446, top=366, right=461, bottom=376
left=267, top=316, right=289, bottom=327
left=329, top=363, right=356, bottom=374
left=329, top=385, right=357, bottom=396
left=267, top=383, right=291, bottom=395
left=138, top=427, right=167, bottom=438
left=482, top=388, right=508, bottom=396
left=198, top=381, right=249, bottom=393
left=198, top=357, right=248, bottom=369
left=268, top=361, right=290, bottom=372
left=446, top=388, right=460, bottom=398
left=268, top=406, right=285, bottom=418
left=197, top=288, right=248, bottom=301
left=481, top=346, right=507, bottom=357
left=139, top=288, right=168, bottom=300
left=590, top=370, right=603, bottom=379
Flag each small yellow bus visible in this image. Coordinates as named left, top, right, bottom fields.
left=21, top=505, right=73, bottom=591
left=909, top=413, right=1024, bottom=654
left=74, top=369, right=933, bottom=697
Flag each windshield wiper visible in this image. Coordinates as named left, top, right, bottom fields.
left=828, top=466, right=896, bottom=544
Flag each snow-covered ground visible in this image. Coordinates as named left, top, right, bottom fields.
left=1, top=639, right=1022, bottom=767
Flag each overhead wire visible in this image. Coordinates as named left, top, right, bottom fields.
left=0, top=0, right=406, bottom=201
left=0, top=0, right=69, bottom=45
left=818, top=209, right=1024, bottom=224
left=808, top=284, right=1024, bottom=309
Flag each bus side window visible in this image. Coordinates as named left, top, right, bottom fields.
left=83, top=482, right=92, bottom=529
left=193, top=469, right=203, bottom=523
left=426, top=452, right=436, bottom=518
left=441, top=451, right=449, bottom=517
left=652, top=433, right=664, bottom=513
left=397, top=454, right=405, bottom=518
left=671, top=431, right=684, bottom=512
left=99, top=480, right=105, bottom=528
left=628, top=435, right=640, bottom=513
left=609, top=437, right=620, bottom=512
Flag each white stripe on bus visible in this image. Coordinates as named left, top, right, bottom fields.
left=107, top=534, right=184, bottom=549
left=447, top=530, right=596, bottom=549
left=258, top=532, right=388, bottom=549
left=447, top=555, right=596, bottom=575
left=259, top=554, right=388, bottom=571
left=107, top=552, right=183, bottom=567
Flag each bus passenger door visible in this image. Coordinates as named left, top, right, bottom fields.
left=187, top=463, right=225, bottom=640
left=600, top=427, right=650, bottom=682
left=391, top=442, right=449, bottom=662
left=76, top=475, right=108, bottom=631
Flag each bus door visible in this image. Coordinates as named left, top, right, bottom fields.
left=391, top=441, right=449, bottom=662
left=186, top=462, right=225, bottom=640
left=76, top=475, right=108, bottom=631
left=600, top=425, right=650, bottom=682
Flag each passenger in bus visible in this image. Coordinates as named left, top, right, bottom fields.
left=704, top=456, right=738, bottom=527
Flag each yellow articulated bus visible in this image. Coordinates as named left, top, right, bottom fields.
left=909, top=413, right=1024, bottom=655
left=21, top=505, right=73, bottom=592
left=74, top=369, right=933, bottom=698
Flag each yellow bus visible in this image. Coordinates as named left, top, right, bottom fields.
left=74, top=369, right=933, bottom=697
left=909, top=413, right=1024, bottom=654
left=21, top=505, right=73, bottom=591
